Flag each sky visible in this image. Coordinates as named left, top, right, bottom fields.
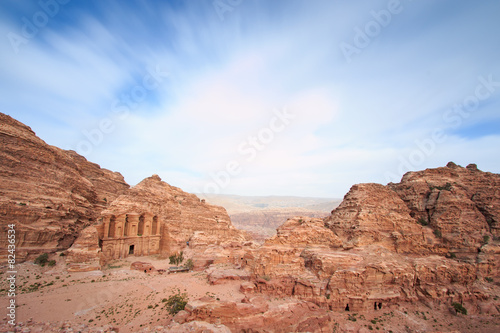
left=1, top=0, right=499, bottom=198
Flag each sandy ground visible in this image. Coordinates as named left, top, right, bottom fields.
left=1, top=254, right=500, bottom=332
left=1, top=255, right=243, bottom=333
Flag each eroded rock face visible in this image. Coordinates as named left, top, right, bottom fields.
left=98, top=175, right=247, bottom=260
left=0, top=113, right=245, bottom=268
left=389, top=164, right=500, bottom=247
left=0, top=113, right=129, bottom=262
left=183, top=296, right=337, bottom=333
left=324, top=183, right=439, bottom=254
left=241, top=164, right=500, bottom=314
left=65, top=226, right=102, bottom=272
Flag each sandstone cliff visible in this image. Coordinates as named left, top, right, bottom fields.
left=239, top=163, right=500, bottom=314
left=0, top=113, right=245, bottom=267
left=0, top=112, right=129, bottom=262
left=99, top=174, right=247, bottom=256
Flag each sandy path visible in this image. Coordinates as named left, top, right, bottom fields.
left=1, top=256, right=244, bottom=333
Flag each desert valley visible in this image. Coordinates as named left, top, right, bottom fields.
left=1, top=112, right=500, bottom=333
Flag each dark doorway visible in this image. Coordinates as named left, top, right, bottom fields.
left=129, top=245, right=135, bottom=255
left=345, top=304, right=350, bottom=311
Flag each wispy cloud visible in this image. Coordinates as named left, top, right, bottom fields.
left=1, top=0, right=499, bottom=197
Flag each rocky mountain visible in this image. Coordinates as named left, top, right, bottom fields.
left=2, top=112, right=499, bottom=331
left=100, top=174, right=247, bottom=255
left=169, top=163, right=499, bottom=331
left=235, top=163, right=500, bottom=314
left=0, top=113, right=129, bottom=262
left=0, top=113, right=245, bottom=265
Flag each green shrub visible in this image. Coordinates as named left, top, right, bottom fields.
left=431, top=183, right=452, bottom=191
left=169, top=252, right=184, bottom=266
left=483, top=235, right=490, bottom=244
left=417, top=217, right=429, bottom=226
left=449, top=252, right=456, bottom=259
left=184, top=259, right=194, bottom=270
left=452, top=302, right=467, bottom=315
left=47, top=260, right=56, bottom=267
left=485, top=277, right=493, bottom=283
left=164, top=290, right=188, bottom=315
left=433, top=229, right=442, bottom=238
left=34, top=253, right=49, bottom=266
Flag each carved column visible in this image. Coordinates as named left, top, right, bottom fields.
left=128, top=213, right=140, bottom=236
left=103, top=216, right=110, bottom=239
left=116, top=215, right=126, bottom=237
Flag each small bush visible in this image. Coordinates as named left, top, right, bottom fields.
left=164, top=290, right=188, bottom=315
left=47, top=260, right=56, bottom=267
left=452, top=302, right=467, bottom=315
left=261, top=275, right=271, bottom=281
left=432, top=183, right=452, bottom=191
left=417, top=217, right=429, bottom=226
left=169, top=252, right=184, bottom=266
left=184, top=259, right=194, bottom=270
left=485, top=277, right=493, bottom=283
left=34, top=253, right=49, bottom=266
left=433, top=229, right=442, bottom=238
left=449, top=252, right=456, bottom=259
left=483, top=235, right=490, bottom=244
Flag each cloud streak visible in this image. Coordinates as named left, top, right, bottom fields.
left=1, top=0, right=499, bottom=197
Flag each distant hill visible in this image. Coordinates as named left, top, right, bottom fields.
left=198, top=194, right=342, bottom=241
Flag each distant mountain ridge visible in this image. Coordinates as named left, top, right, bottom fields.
left=198, top=193, right=342, bottom=240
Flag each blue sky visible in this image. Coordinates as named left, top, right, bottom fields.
left=1, top=0, right=499, bottom=198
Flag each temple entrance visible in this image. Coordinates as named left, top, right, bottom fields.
left=129, top=245, right=135, bottom=255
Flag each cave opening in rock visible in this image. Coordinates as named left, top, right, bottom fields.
left=129, top=244, right=134, bottom=255
left=345, top=304, right=350, bottom=311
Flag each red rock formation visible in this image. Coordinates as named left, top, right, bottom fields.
left=64, top=226, right=102, bottom=272
left=0, top=112, right=129, bottom=262
left=389, top=163, right=500, bottom=248
left=130, top=261, right=156, bottom=273
left=324, top=183, right=440, bottom=254
left=181, top=296, right=337, bottom=333
left=0, top=113, right=245, bottom=268
left=240, top=164, right=500, bottom=314
left=98, top=174, right=247, bottom=260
